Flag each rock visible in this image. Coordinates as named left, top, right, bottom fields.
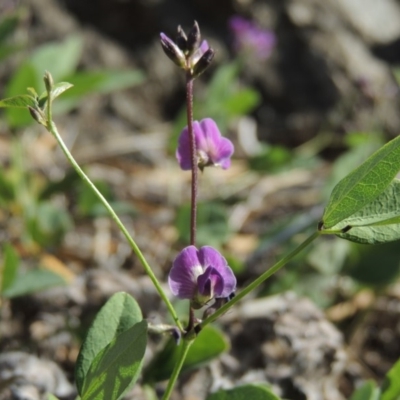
left=0, top=352, right=75, bottom=400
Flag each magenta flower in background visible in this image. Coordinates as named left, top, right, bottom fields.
left=176, top=118, right=234, bottom=171
left=229, top=16, right=276, bottom=60
left=169, top=245, right=236, bottom=309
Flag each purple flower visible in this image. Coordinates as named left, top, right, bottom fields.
left=176, top=118, right=234, bottom=171
left=229, top=16, right=276, bottom=60
left=169, top=245, right=236, bottom=309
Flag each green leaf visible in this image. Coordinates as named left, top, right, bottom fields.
left=81, top=320, right=147, bottom=400
left=1, top=244, right=19, bottom=293
left=2, top=268, right=66, bottom=298
left=322, top=135, right=400, bottom=228
left=206, top=384, right=281, bottom=400
left=47, top=394, right=60, bottom=400
left=4, top=63, right=38, bottom=126
left=223, top=88, right=260, bottom=116
left=143, top=325, right=229, bottom=383
left=0, top=13, right=19, bottom=43
left=381, top=358, right=400, bottom=400
left=30, top=35, right=83, bottom=86
left=38, top=82, right=74, bottom=108
left=0, top=94, right=37, bottom=109
left=329, top=180, right=400, bottom=244
left=349, top=381, right=380, bottom=400
left=75, top=292, right=143, bottom=395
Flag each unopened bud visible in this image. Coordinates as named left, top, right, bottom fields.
left=43, top=71, right=53, bottom=93
left=187, top=21, right=201, bottom=54
left=160, top=33, right=186, bottom=68
left=28, top=106, right=46, bottom=126
left=192, top=47, right=215, bottom=78
left=176, top=25, right=188, bottom=52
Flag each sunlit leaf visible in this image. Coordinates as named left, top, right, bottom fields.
left=322, top=135, right=400, bottom=228
left=38, top=82, right=74, bottom=108
left=381, top=357, right=400, bottom=400
left=328, top=180, right=400, bottom=244
left=349, top=381, right=380, bottom=400
left=206, top=384, right=281, bottom=400
left=81, top=320, right=147, bottom=400
left=143, top=325, right=229, bottom=383
left=0, top=94, right=36, bottom=108
left=75, top=292, right=143, bottom=395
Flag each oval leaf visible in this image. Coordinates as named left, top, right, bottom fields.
left=326, top=180, right=400, bottom=244
left=38, top=82, right=74, bottom=108
left=322, top=135, right=400, bottom=228
left=81, top=319, right=147, bottom=400
left=0, top=94, right=36, bottom=108
left=381, top=358, right=400, bottom=400
left=1, top=243, right=19, bottom=293
left=349, top=381, right=380, bottom=400
left=143, top=325, right=229, bottom=383
left=75, top=292, right=143, bottom=394
left=206, top=384, right=281, bottom=400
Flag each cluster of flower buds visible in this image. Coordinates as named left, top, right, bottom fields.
left=160, top=21, right=215, bottom=78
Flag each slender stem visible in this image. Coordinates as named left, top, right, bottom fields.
left=46, top=120, right=184, bottom=332
left=186, top=74, right=197, bottom=246
left=162, top=339, right=193, bottom=400
left=200, top=231, right=320, bottom=328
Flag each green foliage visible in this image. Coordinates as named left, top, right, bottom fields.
left=381, top=356, right=400, bottom=400
left=0, top=35, right=144, bottom=127
left=322, top=135, right=400, bottom=229
left=0, top=244, right=19, bottom=293
left=75, top=292, right=143, bottom=394
left=2, top=268, right=67, bottom=298
left=176, top=201, right=230, bottom=247
left=80, top=320, right=147, bottom=400
left=206, top=384, right=281, bottom=400
left=333, top=180, right=400, bottom=244
left=47, top=395, right=60, bottom=400
left=143, top=325, right=229, bottom=383
left=349, top=381, right=380, bottom=400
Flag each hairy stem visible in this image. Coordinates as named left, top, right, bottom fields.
left=200, top=231, right=320, bottom=328
left=186, top=74, right=197, bottom=246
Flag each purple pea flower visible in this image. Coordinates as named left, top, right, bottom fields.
left=176, top=118, right=234, bottom=171
left=229, top=16, right=276, bottom=60
left=169, top=245, right=236, bottom=309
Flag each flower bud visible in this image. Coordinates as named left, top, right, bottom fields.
left=186, top=21, right=201, bottom=54
left=28, top=106, right=46, bottom=126
left=176, top=25, right=188, bottom=52
left=192, top=47, right=215, bottom=78
left=160, top=33, right=186, bottom=68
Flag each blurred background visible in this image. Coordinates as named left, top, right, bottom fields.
left=1, top=0, right=400, bottom=399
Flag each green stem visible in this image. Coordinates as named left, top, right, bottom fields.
left=162, top=339, right=193, bottom=400
left=200, top=231, right=320, bottom=328
left=46, top=119, right=184, bottom=332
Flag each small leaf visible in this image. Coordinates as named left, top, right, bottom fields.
left=1, top=244, right=19, bottom=293
left=2, top=268, right=66, bottom=298
left=143, top=325, right=229, bottom=383
left=47, top=394, right=60, bottom=400
left=81, top=320, right=147, bottom=400
left=0, top=94, right=37, bottom=108
left=75, top=292, right=143, bottom=395
left=206, top=384, right=281, bottom=400
left=322, top=135, right=400, bottom=228
left=349, top=381, right=380, bottom=400
left=328, top=180, right=400, bottom=244
left=223, top=88, right=260, bottom=116
left=38, top=82, right=74, bottom=108
left=381, top=357, right=400, bottom=400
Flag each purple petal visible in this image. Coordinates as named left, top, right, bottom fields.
left=215, top=137, right=234, bottom=168
left=197, top=266, right=224, bottom=297
left=198, top=118, right=222, bottom=158
left=176, top=126, right=192, bottom=170
left=168, top=246, right=203, bottom=298
left=191, top=40, right=209, bottom=65
left=198, top=246, right=236, bottom=298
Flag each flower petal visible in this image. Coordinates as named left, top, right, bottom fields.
left=176, top=126, right=192, bottom=170
left=216, top=137, right=234, bottom=169
left=197, top=266, right=224, bottom=297
left=168, top=246, right=203, bottom=298
left=198, top=246, right=236, bottom=298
